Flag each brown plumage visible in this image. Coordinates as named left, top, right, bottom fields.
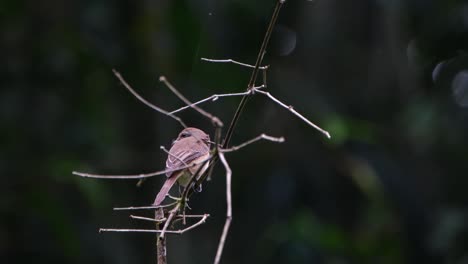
left=153, top=127, right=210, bottom=206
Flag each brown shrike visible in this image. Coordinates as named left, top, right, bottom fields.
left=153, top=127, right=210, bottom=206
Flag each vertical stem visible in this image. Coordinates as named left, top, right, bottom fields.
left=214, top=152, right=232, bottom=264
left=222, top=0, right=285, bottom=148
left=155, top=208, right=167, bottom=264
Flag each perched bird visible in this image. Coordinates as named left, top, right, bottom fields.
left=153, top=127, right=210, bottom=206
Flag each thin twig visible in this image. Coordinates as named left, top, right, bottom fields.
left=214, top=152, right=232, bottom=264
left=159, top=204, right=180, bottom=239
left=100, top=214, right=209, bottom=235
left=201, top=58, right=269, bottom=70
left=72, top=170, right=167, bottom=179
left=114, top=203, right=177, bottom=211
left=72, top=156, right=211, bottom=179
left=155, top=208, right=166, bottom=264
left=112, top=69, right=187, bottom=128
left=262, top=67, right=268, bottom=88
left=131, top=215, right=167, bottom=223
left=254, top=89, right=331, bottom=138
left=222, top=0, right=285, bottom=148
left=131, top=214, right=207, bottom=223
left=221, top=134, right=285, bottom=153
left=169, top=90, right=256, bottom=115
left=159, top=76, right=223, bottom=127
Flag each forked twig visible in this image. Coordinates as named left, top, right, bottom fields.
left=155, top=208, right=166, bottom=264
left=201, top=58, right=269, bottom=70
left=100, top=213, right=209, bottom=234
left=159, top=204, right=180, bottom=239
left=114, top=203, right=177, bottom=211
left=131, top=215, right=167, bottom=223
left=254, top=89, right=330, bottom=138
left=214, top=152, right=232, bottom=264
left=72, top=156, right=211, bottom=179
left=112, top=69, right=187, bottom=128
left=76, top=1, right=332, bottom=264
left=222, top=0, right=286, bottom=149
left=221, top=134, right=285, bottom=153
left=159, top=76, right=223, bottom=127
left=169, top=87, right=265, bottom=115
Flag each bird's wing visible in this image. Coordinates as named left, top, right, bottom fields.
left=165, top=139, right=209, bottom=177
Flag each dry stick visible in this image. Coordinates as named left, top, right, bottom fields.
left=222, top=0, right=285, bottom=149
left=214, top=152, right=232, bottom=264
left=131, top=214, right=207, bottom=223
left=131, top=215, right=167, bottom=223
left=100, top=214, right=209, bottom=235
left=211, top=3, right=285, bottom=262
left=254, top=89, right=331, bottom=138
left=221, top=134, right=285, bottom=153
left=159, top=76, right=223, bottom=128
left=201, top=58, right=269, bottom=70
left=112, top=69, right=187, bottom=128
left=262, top=67, right=268, bottom=88
left=155, top=208, right=166, bottom=264
left=169, top=89, right=261, bottom=115
left=114, top=203, right=177, bottom=211
left=211, top=2, right=285, bottom=262
left=72, top=170, right=168, bottom=179
left=72, top=156, right=211, bottom=179
left=159, top=203, right=180, bottom=239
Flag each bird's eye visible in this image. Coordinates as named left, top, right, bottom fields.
left=180, top=132, right=190, bottom=138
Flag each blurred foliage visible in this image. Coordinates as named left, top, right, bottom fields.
left=2, top=0, right=468, bottom=263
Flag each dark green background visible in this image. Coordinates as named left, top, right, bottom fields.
left=2, top=0, right=468, bottom=263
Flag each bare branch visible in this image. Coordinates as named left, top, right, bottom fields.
left=254, top=89, right=331, bottom=139
left=201, top=58, right=269, bottom=70
left=214, top=152, right=232, bottom=264
left=114, top=203, right=177, bottom=211
left=221, top=134, right=285, bottom=153
left=131, top=214, right=207, bottom=223
left=131, top=215, right=167, bottom=223
left=175, top=214, right=209, bottom=234
left=155, top=208, right=166, bottom=264
left=222, top=0, right=285, bottom=149
left=159, top=76, right=223, bottom=127
left=159, top=204, right=180, bottom=239
left=100, top=214, right=209, bottom=235
left=72, top=169, right=167, bottom=179
left=100, top=228, right=165, bottom=233
left=72, top=156, right=212, bottom=179
left=169, top=89, right=260, bottom=115
left=112, top=69, right=187, bottom=128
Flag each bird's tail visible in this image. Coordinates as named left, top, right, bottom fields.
left=153, top=176, right=179, bottom=206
